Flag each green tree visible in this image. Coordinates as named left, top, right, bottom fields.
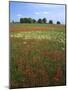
left=57, top=21, right=61, bottom=24
left=33, top=19, right=36, bottom=23
left=49, top=20, right=53, bottom=24
left=24, top=18, right=28, bottom=23
left=20, top=18, right=24, bottom=23
left=42, top=18, right=47, bottom=23
left=38, top=19, right=42, bottom=23
left=28, top=18, right=32, bottom=23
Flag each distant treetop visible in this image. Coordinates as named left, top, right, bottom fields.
left=57, top=21, right=61, bottom=24
left=12, top=17, right=61, bottom=24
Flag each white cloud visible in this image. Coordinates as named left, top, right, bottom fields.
left=35, top=11, right=48, bottom=15
left=35, top=12, right=40, bottom=15
left=17, top=14, right=22, bottom=18
left=43, top=11, right=48, bottom=14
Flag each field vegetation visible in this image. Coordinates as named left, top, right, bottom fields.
left=10, top=23, right=66, bottom=88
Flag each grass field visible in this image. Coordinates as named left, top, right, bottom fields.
left=10, top=24, right=66, bottom=88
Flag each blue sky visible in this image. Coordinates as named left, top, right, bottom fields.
left=9, top=2, right=65, bottom=24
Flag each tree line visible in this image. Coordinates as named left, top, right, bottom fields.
left=12, top=17, right=61, bottom=24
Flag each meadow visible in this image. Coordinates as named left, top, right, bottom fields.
left=10, top=23, right=66, bottom=88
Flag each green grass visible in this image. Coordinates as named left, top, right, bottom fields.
left=10, top=23, right=65, bottom=26
left=10, top=24, right=66, bottom=88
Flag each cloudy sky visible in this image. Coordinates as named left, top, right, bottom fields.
left=9, top=2, right=65, bottom=24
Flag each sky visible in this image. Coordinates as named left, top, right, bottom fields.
left=9, top=2, right=65, bottom=24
